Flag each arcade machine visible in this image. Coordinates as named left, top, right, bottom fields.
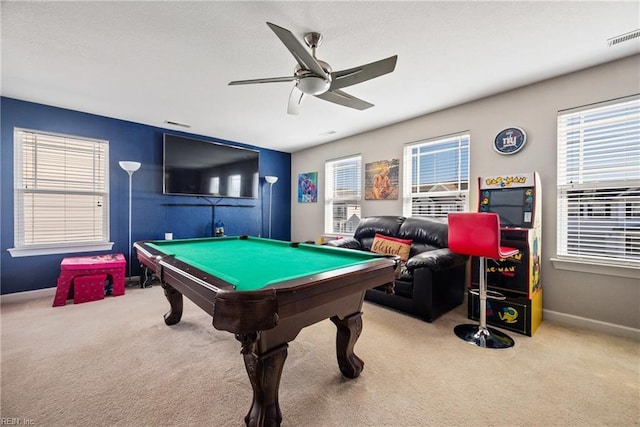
left=468, top=172, right=542, bottom=336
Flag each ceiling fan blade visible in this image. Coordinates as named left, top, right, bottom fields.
left=229, top=76, right=296, bottom=86
left=315, top=89, right=374, bottom=110
left=287, top=86, right=305, bottom=115
left=330, top=55, right=398, bottom=91
left=266, top=22, right=327, bottom=78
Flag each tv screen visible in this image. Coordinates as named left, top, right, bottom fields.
left=163, top=134, right=259, bottom=198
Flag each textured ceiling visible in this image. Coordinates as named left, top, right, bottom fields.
left=2, top=1, right=639, bottom=152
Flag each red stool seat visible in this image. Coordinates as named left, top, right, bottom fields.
left=448, top=213, right=519, bottom=259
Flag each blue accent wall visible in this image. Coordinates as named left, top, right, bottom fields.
left=0, top=97, right=291, bottom=295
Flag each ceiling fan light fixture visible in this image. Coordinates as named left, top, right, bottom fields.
left=297, top=75, right=331, bottom=95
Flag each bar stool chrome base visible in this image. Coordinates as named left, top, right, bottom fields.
left=454, top=324, right=514, bottom=349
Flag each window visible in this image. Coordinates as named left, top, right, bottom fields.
left=557, top=96, right=640, bottom=267
left=325, top=155, right=362, bottom=234
left=10, top=129, right=112, bottom=257
left=228, top=174, right=241, bottom=197
left=209, top=177, right=220, bottom=194
left=403, top=133, right=470, bottom=218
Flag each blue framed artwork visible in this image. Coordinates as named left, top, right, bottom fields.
left=298, top=172, right=317, bottom=203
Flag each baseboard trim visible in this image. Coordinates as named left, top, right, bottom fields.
left=544, top=309, right=640, bottom=341
left=1, top=276, right=144, bottom=306
left=1, top=287, right=57, bottom=305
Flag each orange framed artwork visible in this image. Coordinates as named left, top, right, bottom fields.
left=365, top=159, right=399, bottom=200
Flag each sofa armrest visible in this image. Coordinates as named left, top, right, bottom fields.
left=325, top=237, right=363, bottom=251
left=405, top=248, right=468, bottom=272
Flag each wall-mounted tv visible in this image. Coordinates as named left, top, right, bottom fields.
left=163, top=133, right=260, bottom=198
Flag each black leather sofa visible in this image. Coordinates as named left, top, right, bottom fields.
left=326, top=216, right=468, bottom=322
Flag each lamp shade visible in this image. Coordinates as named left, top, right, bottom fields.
left=119, top=161, right=141, bottom=172
left=265, top=175, right=278, bottom=184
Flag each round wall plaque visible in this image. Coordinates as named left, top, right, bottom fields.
left=494, top=127, right=527, bottom=155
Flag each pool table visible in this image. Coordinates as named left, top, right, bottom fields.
left=134, top=235, right=397, bottom=427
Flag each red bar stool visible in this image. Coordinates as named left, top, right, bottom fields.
left=447, top=212, right=518, bottom=349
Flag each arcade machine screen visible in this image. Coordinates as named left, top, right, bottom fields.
left=480, top=187, right=534, bottom=228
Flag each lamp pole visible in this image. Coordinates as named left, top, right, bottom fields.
left=265, top=176, right=278, bottom=239
left=119, top=161, right=141, bottom=282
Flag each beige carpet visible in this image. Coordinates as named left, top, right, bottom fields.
left=1, top=285, right=638, bottom=426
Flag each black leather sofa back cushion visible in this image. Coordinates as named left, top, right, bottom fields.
left=353, top=216, right=406, bottom=251
left=397, top=216, right=449, bottom=249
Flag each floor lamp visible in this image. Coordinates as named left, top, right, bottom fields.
left=119, top=161, right=141, bottom=285
left=265, top=176, right=278, bottom=239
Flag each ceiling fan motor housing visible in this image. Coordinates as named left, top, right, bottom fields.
left=295, top=61, right=332, bottom=95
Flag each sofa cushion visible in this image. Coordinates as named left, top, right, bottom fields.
left=371, top=233, right=413, bottom=261
left=354, top=216, right=406, bottom=250
left=406, top=247, right=468, bottom=272
left=325, top=237, right=362, bottom=250
left=409, top=242, right=441, bottom=258
left=397, top=216, right=449, bottom=248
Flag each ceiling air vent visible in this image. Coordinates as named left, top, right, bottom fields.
left=164, top=120, right=191, bottom=128
left=607, top=29, right=640, bottom=47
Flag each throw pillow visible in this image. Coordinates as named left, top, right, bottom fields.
left=370, top=233, right=413, bottom=262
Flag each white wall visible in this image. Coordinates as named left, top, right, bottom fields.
left=291, top=55, right=640, bottom=333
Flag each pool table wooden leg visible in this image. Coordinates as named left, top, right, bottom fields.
left=331, top=312, right=364, bottom=379
left=160, top=282, right=183, bottom=325
left=237, top=334, right=287, bottom=427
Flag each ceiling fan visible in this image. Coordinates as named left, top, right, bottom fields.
left=229, top=22, right=398, bottom=115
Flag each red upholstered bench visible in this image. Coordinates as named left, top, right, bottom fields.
left=53, top=253, right=126, bottom=307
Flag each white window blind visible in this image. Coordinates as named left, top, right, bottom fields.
left=403, top=133, right=470, bottom=218
left=13, top=129, right=110, bottom=252
left=325, top=155, right=362, bottom=234
left=557, top=96, right=640, bottom=266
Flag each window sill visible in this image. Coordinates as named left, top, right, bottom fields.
left=322, top=234, right=351, bottom=243
left=8, top=242, right=115, bottom=258
left=550, top=257, right=639, bottom=279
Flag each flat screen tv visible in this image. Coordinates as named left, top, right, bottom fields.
left=163, top=133, right=260, bottom=198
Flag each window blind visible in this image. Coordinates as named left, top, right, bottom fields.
left=14, top=129, right=110, bottom=248
left=403, top=134, right=470, bottom=218
left=557, top=96, right=640, bottom=265
left=325, top=155, right=362, bottom=234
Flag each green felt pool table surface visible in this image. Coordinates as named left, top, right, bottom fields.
left=146, top=236, right=385, bottom=291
